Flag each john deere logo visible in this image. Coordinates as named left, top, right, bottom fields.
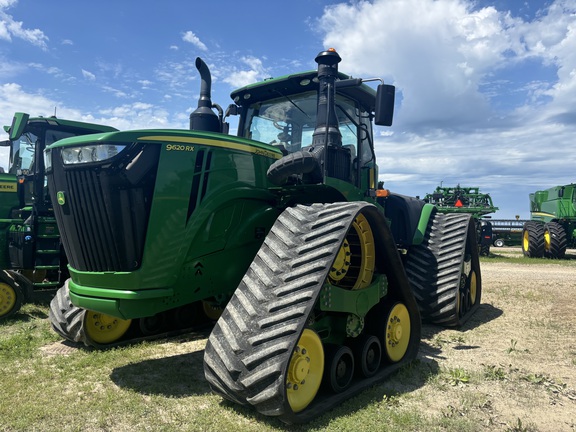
left=57, top=191, right=66, bottom=205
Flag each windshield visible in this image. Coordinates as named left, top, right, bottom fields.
left=242, top=91, right=374, bottom=164
left=9, top=128, right=77, bottom=175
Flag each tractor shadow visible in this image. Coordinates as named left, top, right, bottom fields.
left=110, top=336, right=439, bottom=431
left=110, top=349, right=211, bottom=397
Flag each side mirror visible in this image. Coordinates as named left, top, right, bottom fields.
left=0, top=140, right=11, bottom=147
left=374, top=84, right=395, bottom=126
left=9, top=112, right=29, bottom=141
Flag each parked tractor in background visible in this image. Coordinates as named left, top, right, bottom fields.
left=46, top=49, right=480, bottom=422
left=423, top=185, right=498, bottom=256
left=522, top=184, right=576, bottom=259
left=0, top=113, right=117, bottom=320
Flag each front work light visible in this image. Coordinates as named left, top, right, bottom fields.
left=61, top=144, right=126, bottom=165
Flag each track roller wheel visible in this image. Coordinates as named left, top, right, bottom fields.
left=0, top=281, right=23, bottom=320
left=286, top=329, right=324, bottom=413
left=202, top=301, right=223, bottom=320
left=353, top=334, right=382, bottom=377
left=383, top=302, right=411, bottom=363
left=323, top=344, right=355, bottom=393
left=138, top=313, right=167, bottom=336
left=84, top=311, right=132, bottom=344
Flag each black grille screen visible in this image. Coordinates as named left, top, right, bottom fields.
left=49, top=144, right=159, bottom=272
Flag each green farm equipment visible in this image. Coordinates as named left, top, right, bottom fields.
left=0, top=113, right=116, bottom=320
left=522, top=184, right=576, bottom=258
left=423, top=185, right=498, bottom=256
left=46, top=49, right=480, bottom=422
left=490, top=219, right=526, bottom=248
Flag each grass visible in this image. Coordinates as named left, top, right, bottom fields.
left=0, top=304, right=487, bottom=432
left=2, top=265, right=574, bottom=432
left=482, top=247, right=576, bottom=266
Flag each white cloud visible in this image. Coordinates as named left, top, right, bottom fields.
left=317, top=0, right=576, bottom=218
left=82, top=69, right=96, bottom=80
left=0, top=0, right=48, bottom=49
left=223, top=56, right=268, bottom=88
left=182, top=30, right=207, bottom=51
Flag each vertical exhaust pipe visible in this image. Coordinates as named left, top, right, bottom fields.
left=312, top=48, right=342, bottom=149
left=190, top=57, right=221, bottom=132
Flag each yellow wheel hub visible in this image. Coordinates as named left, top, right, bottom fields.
left=522, top=230, right=530, bottom=253
left=544, top=230, right=551, bottom=252
left=84, top=311, right=132, bottom=344
left=385, top=303, right=411, bottom=363
left=329, top=239, right=351, bottom=282
left=470, top=270, right=478, bottom=305
left=0, top=283, right=16, bottom=316
left=202, top=301, right=223, bottom=320
left=286, top=329, right=324, bottom=413
left=328, top=213, right=375, bottom=290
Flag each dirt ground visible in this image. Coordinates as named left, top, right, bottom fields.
left=408, top=248, right=576, bottom=431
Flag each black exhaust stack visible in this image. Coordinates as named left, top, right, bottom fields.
left=312, top=49, right=342, bottom=149
left=190, top=57, right=221, bottom=133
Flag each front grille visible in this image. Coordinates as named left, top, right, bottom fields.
left=49, top=144, right=159, bottom=272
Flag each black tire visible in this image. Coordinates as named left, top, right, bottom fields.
left=544, top=222, right=567, bottom=259
left=404, top=212, right=481, bottom=326
left=494, top=238, right=505, bottom=248
left=480, top=244, right=490, bottom=256
left=522, top=221, right=545, bottom=258
left=0, top=271, right=25, bottom=320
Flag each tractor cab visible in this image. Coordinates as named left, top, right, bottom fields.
left=229, top=49, right=395, bottom=198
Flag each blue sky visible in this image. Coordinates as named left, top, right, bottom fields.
left=1, top=0, right=575, bottom=219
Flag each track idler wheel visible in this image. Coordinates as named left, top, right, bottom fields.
left=323, top=344, right=355, bottom=393
left=353, top=335, right=382, bottom=377
left=84, top=310, right=132, bottom=344
left=382, top=302, right=411, bottom=363
left=286, top=329, right=325, bottom=413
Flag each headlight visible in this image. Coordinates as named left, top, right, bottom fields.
left=61, top=144, right=126, bottom=165
left=44, top=149, right=52, bottom=171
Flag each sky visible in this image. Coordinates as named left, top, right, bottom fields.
left=1, top=0, right=575, bottom=219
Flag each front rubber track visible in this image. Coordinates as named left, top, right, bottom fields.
left=49, top=280, right=90, bottom=344
left=404, top=212, right=480, bottom=326
left=48, top=281, right=212, bottom=349
left=203, top=202, right=419, bottom=423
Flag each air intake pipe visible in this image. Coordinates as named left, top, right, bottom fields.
left=190, top=57, right=221, bottom=133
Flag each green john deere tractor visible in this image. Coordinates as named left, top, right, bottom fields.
left=423, top=185, right=498, bottom=256
left=46, top=49, right=480, bottom=422
left=0, top=113, right=116, bottom=320
left=522, top=184, right=576, bottom=259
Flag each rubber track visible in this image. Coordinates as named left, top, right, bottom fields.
left=404, top=212, right=474, bottom=326
left=204, top=202, right=411, bottom=423
left=48, top=281, right=214, bottom=349
left=48, top=280, right=89, bottom=344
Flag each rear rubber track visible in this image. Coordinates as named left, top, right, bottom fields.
left=203, top=202, right=416, bottom=423
left=404, top=211, right=480, bottom=326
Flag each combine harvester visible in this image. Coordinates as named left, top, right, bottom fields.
left=46, top=49, right=480, bottom=422
left=423, top=185, right=498, bottom=256
left=522, top=184, right=576, bottom=259
left=0, top=114, right=116, bottom=319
